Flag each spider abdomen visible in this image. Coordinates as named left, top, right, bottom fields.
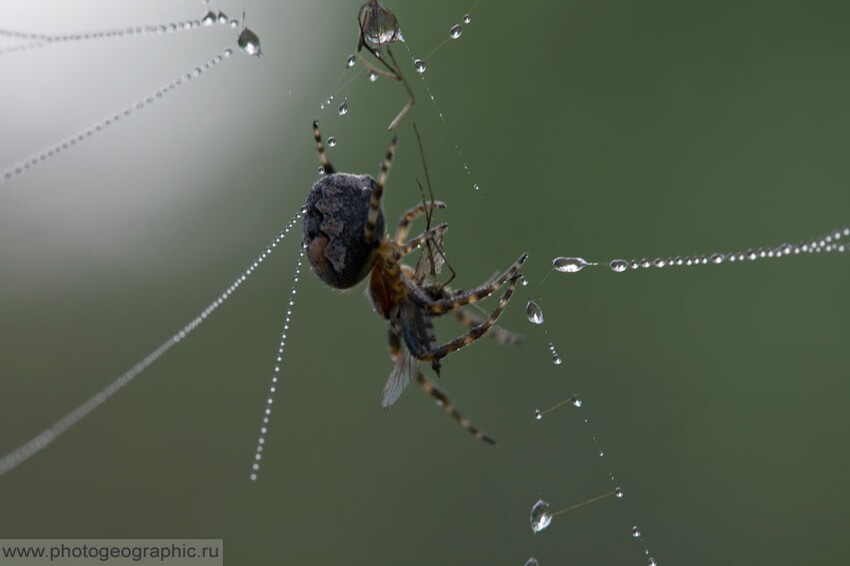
left=303, top=173, right=386, bottom=289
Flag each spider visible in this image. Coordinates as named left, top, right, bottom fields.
left=302, top=121, right=527, bottom=444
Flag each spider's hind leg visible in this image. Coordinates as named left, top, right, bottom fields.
left=413, top=370, right=497, bottom=445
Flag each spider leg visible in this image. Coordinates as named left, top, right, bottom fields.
left=413, top=370, right=497, bottom=445
left=426, top=253, right=527, bottom=316
left=406, top=273, right=522, bottom=365
left=393, top=223, right=448, bottom=261
left=394, top=201, right=446, bottom=245
left=364, top=135, right=398, bottom=243
left=312, top=120, right=335, bottom=175
left=451, top=307, right=525, bottom=346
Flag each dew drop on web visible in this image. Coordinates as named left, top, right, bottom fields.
left=237, top=27, right=261, bottom=57
left=449, top=24, right=463, bottom=39
left=530, top=499, right=552, bottom=533
left=553, top=256, right=592, bottom=273
left=526, top=299, right=544, bottom=325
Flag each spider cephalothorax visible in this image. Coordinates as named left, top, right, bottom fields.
left=303, top=120, right=527, bottom=444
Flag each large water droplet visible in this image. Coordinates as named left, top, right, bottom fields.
left=524, top=559, right=539, bottom=566
left=609, top=259, right=628, bottom=273
left=631, top=525, right=641, bottom=538
left=237, top=27, right=262, bottom=57
left=648, top=558, right=657, bottom=566
left=338, top=100, right=349, bottom=115
left=710, top=252, right=725, bottom=264
left=202, top=11, right=217, bottom=26
left=571, top=395, right=582, bottom=408
left=614, top=487, right=624, bottom=498
left=359, top=1, right=404, bottom=46
left=414, top=59, right=426, bottom=74
left=530, top=500, right=552, bottom=533
left=449, top=24, right=463, bottom=39
left=553, top=257, right=591, bottom=273
left=534, top=409, right=542, bottom=421
left=526, top=300, right=544, bottom=325
left=346, top=54, right=356, bottom=68
left=217, top=11, right=228, bottom=25
left=327, top=137, right=337, bottom=147
left=368, top=71, right=379, bottom=82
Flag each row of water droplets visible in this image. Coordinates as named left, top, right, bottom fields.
left=551, top=226, right=850, bottom=275
left=250, top=246, right=305, bottom=482
left=0, top=211, right=303, bottom=479
left=0, top=8, right=262, bottom=188
left=522, top=263, right=657, bottom=564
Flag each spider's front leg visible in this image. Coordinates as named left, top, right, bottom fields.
left=400, top=255, right=527, bottom=369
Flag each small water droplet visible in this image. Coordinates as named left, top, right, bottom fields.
left=553, top=257, right=591, bottom=273
left=648, top=558, right=657, bottom=566
left=463, top=14, right=472, bottom=24
left=526, top=300, right=544, bottom=325
left=346, top=54, right=356, bottom=68
left=449, top=24, right=463, bottom=39
left=710, top=252, right=725, bottom=264
left=571, top=395, right=582, bottom=408
left=631, top=525, right=641, bottom=538
left=338, top=100, right=349, bottom=115
left=609, top=259, right=628, bottom=273
left=614, top=487, right=624, bottom=498
left=318, top=165, right=325, bottom=175
left=473, top=183, right=480, bottom=191
left=217, top=10, right=228, bottom=25
left=530, top=500, right=552, bottom=533
left=202, top=11, right=216, bottom=26
left=534, top=409, right=542, bottom=421
left=368, top=71, right=379, bottom=82
left=653, top=258, right=666, bottom=268
left=524, top=559, right=539, bottom=566
left=519, top=276, right=528, bottom=286
left=237, top=27, right=261, bottom=57
left=327, top=137, right=337, bottom=147
left=414, top=59, right=426, bottom=74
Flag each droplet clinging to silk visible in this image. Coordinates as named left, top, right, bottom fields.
left=414, top=59, right=426, bottom=74
left=524, top=559, right=539, bottom=566
left=530, top=499, right=553, bottom=533
left=359, top=0, right=404, bottom=46
left=338, top=100, right=349, bottom=116
left=327, top=137, right=337, bottom=147
left=609, top=259, right=629, bottom=273
left=552, top=256, right=593, bottom=273
left=237, top=27, right=261, bottom=57
left=449, top=24, right=463, bottom=39
left=526, top=300, right=544, bottom=325
left=346, top=54, right=356, bottom=68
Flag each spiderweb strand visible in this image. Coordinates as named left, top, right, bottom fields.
left=0, top=211, right=303, bottom=478
left=0, top=47, right=235, bottom=187
left=250, top=246, right=305, bottom=481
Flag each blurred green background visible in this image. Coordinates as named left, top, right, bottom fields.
left=1, top=1, right=849, bottom=564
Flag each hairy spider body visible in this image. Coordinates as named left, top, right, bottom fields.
left=303, top=121, right=527, bottom=444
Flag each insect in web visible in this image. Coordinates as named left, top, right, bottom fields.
left=302, top=120, right=528, bottom=444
